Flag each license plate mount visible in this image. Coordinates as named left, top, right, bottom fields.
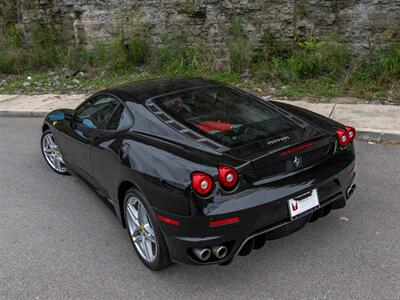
left=287, top=189, right=319, bottom=219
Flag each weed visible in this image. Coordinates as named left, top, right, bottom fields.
left=0, top=48, right=14, bottom=74
left=288, top=39, right=350, bottom=80
left=151, top=38, right=212, bottom=76
left=378, top=43, right=400, bottom=79
left=109, top=36, right=129, bottom=71
left=258, top=31, right=292, bottom=61
left=84, top=41, right=108, bottom=68
left=228, top=20, right=253, bottom=74
left=8, top=25, right=22, bottom=47
left=128, top=36, right=150, bottom=65
left=210, top=72, right=241, bottom=84
left=30, top=25, right=64, bottom=68
left=251, top=60, right=272, bottom=81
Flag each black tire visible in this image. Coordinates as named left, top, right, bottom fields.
left=40, top=129, right=69, bottom=175
left=124, top=188, right=172, bottom=271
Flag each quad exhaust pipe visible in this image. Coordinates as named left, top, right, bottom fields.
left=192, top=248, right=211, bottom=261
left=346, top=183, right=356, bottom=198
left=212, top=245, right=228, bottom=259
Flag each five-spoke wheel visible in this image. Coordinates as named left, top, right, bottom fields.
left=124, top=188, right=171, bottom=270
left=41, top=130, right=68, bottom=174
left=126, top=196, right=158, bottom=263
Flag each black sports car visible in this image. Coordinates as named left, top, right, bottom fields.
left=41, top=78, right=356, bottom=271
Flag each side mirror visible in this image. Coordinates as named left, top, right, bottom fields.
left=47, top=109, right=74, bottom=122
left=47, top=110, right=65, bottom=122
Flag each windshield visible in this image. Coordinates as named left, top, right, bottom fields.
left=152, top=87, right=298, bottom=148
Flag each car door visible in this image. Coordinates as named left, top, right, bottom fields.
left=56, top=95, right=120, bottom=181
left=91, top=103, right=134, bottom=199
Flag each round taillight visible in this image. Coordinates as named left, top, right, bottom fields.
left=345, top=126, right=356, bottom=142
left=335, top=128, right=349, bottom=147
left=218, top=165, right=239, bottom=189
left=191, top=172, right=213, bottom=196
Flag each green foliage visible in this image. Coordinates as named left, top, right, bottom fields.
left=210, top=72, right=241, bottom=84
left=0, top=48, right=14, bottom=74
left=59, top=46, right=84, bottom=69
left=271, top=58, right=299, bottom=82
left=287, top=39, right=350, bottom=80
left=338, top=43, right=400, bottom=99
left=250, top=60, right=272, bottom=81
left=345, top=70, right=381, bottom=99
left=303, top=76, right=340, bottom=98
left=150, top=38, right=212, bottom=76
left=105, top=35, right=151, bottom=70
left=0, top=45, right=27, bottom=74
left=30, top=25, right=63, bottom=68
left=0, top=18, right=398, bottom=102
left=377, top=43, right=400, bottom=79
left=128, top=36, right=150, bottom=65
left=228, top=20, right=253, bottom=74
left=84, top=41, right=108, bottom=68
left=258, top=31, right=292, bottom=61
left=249, top=37, right=350, bottom=84
left=8, top=25, right=22, bottom=47
left=109, top=36, right=129, bottom=71
left=0, top=1, right=17, bottom=37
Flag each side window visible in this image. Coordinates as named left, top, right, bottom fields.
left=75, top=96, right=119, bottom=129
left=106, top=105, right=133, bottom=130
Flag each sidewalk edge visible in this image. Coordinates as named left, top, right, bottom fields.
left=356, top=130, right=400, bottom=142
left=0, top=110, right=48, bottom=117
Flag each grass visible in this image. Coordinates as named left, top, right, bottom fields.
left=0, top=70, right=241, bottom=94
left=0, top=23, right=399, bottom=104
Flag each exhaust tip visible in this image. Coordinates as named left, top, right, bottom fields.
left=346, top=183, right=356, bottom=199
left=212, top=245, right=228, bottom=259
left=192, top=248, right=211, bottom=261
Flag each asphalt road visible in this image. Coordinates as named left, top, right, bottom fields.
left=0, top=117, right=399, bottom=300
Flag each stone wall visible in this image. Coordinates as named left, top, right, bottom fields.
left=19, top=0, right=400, bottom=55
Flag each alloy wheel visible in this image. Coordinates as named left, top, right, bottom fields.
left=41, top=132, right=67, bottom=173
left=126, top=196, right=158, bottom=263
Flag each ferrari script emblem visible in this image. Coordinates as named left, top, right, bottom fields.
left=266, top=136, right=290, bottom=145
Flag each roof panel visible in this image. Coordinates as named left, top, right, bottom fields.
left=103, top=77, right=220, bottom=103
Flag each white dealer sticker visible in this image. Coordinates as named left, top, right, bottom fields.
left=288, top=189, right=319, bottom=219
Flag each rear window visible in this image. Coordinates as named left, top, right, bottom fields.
left=152, top=87, right=298, bottom=148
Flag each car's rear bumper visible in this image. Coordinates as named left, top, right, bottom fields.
left=154, top=157, right=356, bottom=266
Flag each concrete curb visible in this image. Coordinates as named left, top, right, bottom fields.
left=356, top=130, right=400, bottom=143
left=0, top=110, right=48, bottom=117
